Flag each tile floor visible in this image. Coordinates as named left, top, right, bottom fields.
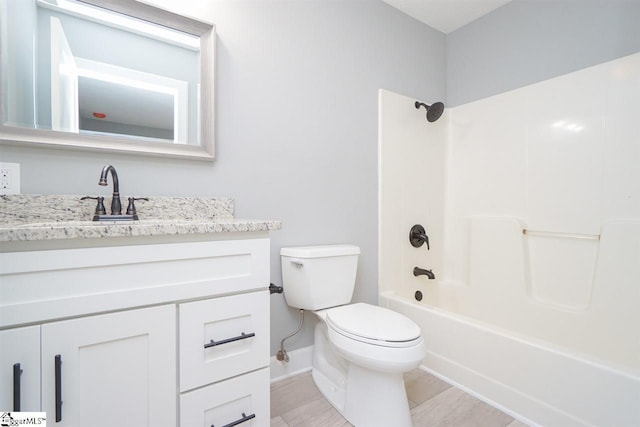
left=271, top=369, right=529, bottom=427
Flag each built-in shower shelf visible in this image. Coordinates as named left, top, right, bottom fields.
left=522, top=229, right=600, bottom=240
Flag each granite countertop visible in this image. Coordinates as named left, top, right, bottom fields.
left=0, top=195, right=281, bottom=242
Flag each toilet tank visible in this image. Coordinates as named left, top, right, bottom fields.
left=280, top=244, right=360, bottom=310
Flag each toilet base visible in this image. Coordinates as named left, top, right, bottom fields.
left=342, top=364, right=412, bottom=427
left=312, top=323, right=413, bottom=427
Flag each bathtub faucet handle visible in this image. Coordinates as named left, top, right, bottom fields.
left=409, top=224, right=430, bottom=250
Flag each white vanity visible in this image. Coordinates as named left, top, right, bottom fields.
left=0, top=195, right=280, bottom=427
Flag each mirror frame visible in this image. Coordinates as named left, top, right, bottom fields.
left=0, top=0, right=215, bottom=160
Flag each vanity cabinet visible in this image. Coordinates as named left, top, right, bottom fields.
left=0, top=236, right=271, bottom=427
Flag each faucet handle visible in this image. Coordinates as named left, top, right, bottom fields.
left=409, top=224, right=430, bottom=250
left=81, top=196, right=106, bottom=216
left=126, top=197, right=149, bottom=216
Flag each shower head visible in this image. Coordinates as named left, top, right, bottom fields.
left=415, top=101, right=445, bottom=122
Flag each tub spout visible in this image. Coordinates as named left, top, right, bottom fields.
left=413, top=267, right=435, bottom=280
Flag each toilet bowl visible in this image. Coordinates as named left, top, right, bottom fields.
left=314, top=304, right=425, bottom=426
left=280, top=245, right=426, bottom=426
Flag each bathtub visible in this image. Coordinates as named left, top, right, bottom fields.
left=379, top=291, right=640, bottom=427
left=378, top=64, right=640, bottom=426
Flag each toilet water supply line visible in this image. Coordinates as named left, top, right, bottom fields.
left=276, top=309, right=304, bottom=363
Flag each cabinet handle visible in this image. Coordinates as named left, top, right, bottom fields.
left=55, top=354, right=62, bottom=422
left=13, top=363, right=22, bottom=411
left=204, top=332, right=255, bottom=349
left=212, top=412, right=256, bottom=427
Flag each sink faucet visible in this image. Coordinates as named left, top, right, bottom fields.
left=98, top=165, right=122, bottom=215
left=413, top=267, right=435, bottom=280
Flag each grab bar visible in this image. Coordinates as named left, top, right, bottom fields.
left=522, top=229, right=600, bottom=240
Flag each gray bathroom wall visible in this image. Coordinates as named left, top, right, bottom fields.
left=0, top=0, right=446, bottom=355
left=447, top=0, right=640, bottom=107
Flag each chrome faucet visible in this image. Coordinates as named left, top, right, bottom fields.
left=413, top=267, right=435, bottom=280
left=98, top=165, right=122, bottom=215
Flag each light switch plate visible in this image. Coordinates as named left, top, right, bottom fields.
left=0, top=162, right=21, bottom=194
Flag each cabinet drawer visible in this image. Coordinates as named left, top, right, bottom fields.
left=1, top=238, right=269, bottom=328
left=179, top=291, right=269, bottom=391
left=180, top=367, right=269, bottom=427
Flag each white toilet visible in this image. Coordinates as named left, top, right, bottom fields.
left=280, top=244, right=426, bottom=427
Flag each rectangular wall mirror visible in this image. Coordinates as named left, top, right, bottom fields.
left=0, top=0, right=215, bottom=160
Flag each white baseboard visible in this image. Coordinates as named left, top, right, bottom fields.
left=270, top=345, right=314, bottom=383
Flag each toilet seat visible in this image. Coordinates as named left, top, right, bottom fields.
left=325, top=303, right=421, bottom=348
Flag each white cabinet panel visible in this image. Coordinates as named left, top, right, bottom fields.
left=41, top=305, right=176, bottom=427
left=0, top=326, right=40, bottom=412
left=0, top=238, right=270, bottom=328
left=180, top=367, right=270, bottom=427
left=179, top=291, right=269, bottom=392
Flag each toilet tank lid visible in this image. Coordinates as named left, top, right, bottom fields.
left=281, top=244, right=360, bottom=258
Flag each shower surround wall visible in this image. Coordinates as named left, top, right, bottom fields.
left=379, top=52, right=640, bottom=426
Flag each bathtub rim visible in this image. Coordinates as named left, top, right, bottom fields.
left=379, top=290, right=639, bottom=380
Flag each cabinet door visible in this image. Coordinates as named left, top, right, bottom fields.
left=0, top=326, right=40, bottom=411
left=41, top=305, right=176, bottom=427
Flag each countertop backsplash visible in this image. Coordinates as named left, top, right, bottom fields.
left=0, top=194, right=235, bottom=225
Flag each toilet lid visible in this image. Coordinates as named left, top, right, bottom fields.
left=326, top=303, right=421, bottom=344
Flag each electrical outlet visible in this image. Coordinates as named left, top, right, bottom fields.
left=0, top=162, right=21, bottom=195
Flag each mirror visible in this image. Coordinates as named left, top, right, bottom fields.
left=0, top=0, right=215, bottom=160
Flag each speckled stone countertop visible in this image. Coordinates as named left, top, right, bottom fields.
left=0, top=195, right=281, bottom=242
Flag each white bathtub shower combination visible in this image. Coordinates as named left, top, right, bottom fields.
left=378, top=53, right=640, bottom=426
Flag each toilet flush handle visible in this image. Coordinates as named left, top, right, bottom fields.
left=289, top=259, right=304, bottom=268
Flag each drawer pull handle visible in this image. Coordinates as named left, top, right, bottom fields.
left=55, top=354, right=63, bottom=422
left=13, top=363, right=22, bottom=411
left=204, top=332, right=255, bottom=349
left=213, top=412, right=256, bottom=427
